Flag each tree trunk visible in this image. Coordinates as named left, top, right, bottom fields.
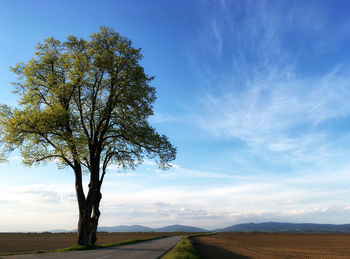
left=75, top=162, right=102, bottom=246
left=76, top=191, right=102, bottom=246
left=89, top=191, right=102, bottom=245
left=77, top=207, right=91, bottom=246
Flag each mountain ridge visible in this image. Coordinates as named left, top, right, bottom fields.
left=97, top=224, right=208, bottom=232
left=217, top=222, right=350, bottom=233
left=46, top=222, right=350, bottom=233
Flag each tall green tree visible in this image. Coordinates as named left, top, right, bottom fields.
left=0, top=27, right=176, bottom=246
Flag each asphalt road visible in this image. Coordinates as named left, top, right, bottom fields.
left=0, top=236, right=183, bottom=259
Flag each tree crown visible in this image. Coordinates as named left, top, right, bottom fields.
left=0, top=27, right=176, bottom=173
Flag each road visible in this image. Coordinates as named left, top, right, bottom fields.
left=0, top=236, right=183, bottom=259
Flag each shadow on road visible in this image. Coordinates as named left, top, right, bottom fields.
left=191, top=237, right=251, bottom=259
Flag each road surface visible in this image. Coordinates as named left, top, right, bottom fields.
left=0, top=236, right=183, bottom=259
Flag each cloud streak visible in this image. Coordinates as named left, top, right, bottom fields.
left=3, top=0, right=350, bottom=232
left=189, top=0, right=350, bottom=172
left=2, top=163, right=350, bottom=231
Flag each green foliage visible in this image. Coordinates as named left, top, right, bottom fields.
left=0, top=26, right=176, bottom=172
left=162, top=236, right=199, bottom=259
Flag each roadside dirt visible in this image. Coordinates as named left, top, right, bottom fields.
left=192, top=232, right=350, bottom=258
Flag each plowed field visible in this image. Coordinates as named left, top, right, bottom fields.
left=0, top=232, right=173, bottom=254
left=192, top=232, right=350, bottom=258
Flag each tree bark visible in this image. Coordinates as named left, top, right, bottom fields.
left=76, top=192, right=102, bottom=246
left=75, top=162, right=102, bottom=246
left=77, top=207, right=91, bottom=246
left=89, top=191, right=102, bottom=245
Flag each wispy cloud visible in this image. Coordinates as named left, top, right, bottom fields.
left=99, top=168, right=350, bottom=228
left=2, top=163, right=350, bottom=231
left=97, top=162, right=350, bottom=229
left=0, top=184, right=77, bottom=231
left=194, top=71, right=350, bottom=152
left=148, top=113, right=178, bottom=124
left=3, top=0, right=350, bottom=232
left=188, top=0, right=350, bottom=172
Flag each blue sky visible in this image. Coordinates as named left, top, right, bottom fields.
left=2, top=0, right=350, bottom=231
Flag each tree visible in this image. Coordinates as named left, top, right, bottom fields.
left=0, top=27, right=176, bottom=246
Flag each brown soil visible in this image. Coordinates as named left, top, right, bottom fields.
left=192, top=232, right=350, bottom=259
left=0, top=232, right=179, bottom=254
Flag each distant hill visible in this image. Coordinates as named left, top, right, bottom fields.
left=217, top=222, right=350, bottom=233
left=48, top=229, right=73, bottom=233
left=98, top=224, right=208, bottom=232
left=47, top=222, right=350, bottom=234
left=98, top=225, right=153, bottom=232
left=47, top=224, right=207, bottom=233
left=154, top=224, right=207, bottom=232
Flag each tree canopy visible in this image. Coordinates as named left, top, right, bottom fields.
left=1, top=27, right=175, bottom=172
left=0, top=27, right=176, bottom=245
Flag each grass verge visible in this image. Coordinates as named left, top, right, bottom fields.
left=162, top=236, right=199, bottom=259
left=0, top=235, right=168, bottom=256
left=59, top=235, right=168, bottom=251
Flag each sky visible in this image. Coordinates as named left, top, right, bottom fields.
left=2, top=0, right=350, bottom=232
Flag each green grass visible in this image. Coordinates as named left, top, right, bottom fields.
left=59, top=235, right=168, bottom=251
left=162, top=236, right=199, bottom=259
left=0, top=235, right=168, bottom=256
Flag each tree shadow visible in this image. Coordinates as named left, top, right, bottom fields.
left=191, top=237, right=251, bottom=259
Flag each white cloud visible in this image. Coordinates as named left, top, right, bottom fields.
left=142, top=160, right=157, bottom=166
left=3, top=1, right=350, bottom=232
left=188, top=0, right=350, bottom=174
left=106, top=163, right=122, bottom=171
left=97, top=165, right=350, bottom=229
left=0, top=184, right=77, bottom=232
left=2, top=164, right=350, bottom=231
left=165, top=163, right=237, bottom=179
left=149, top=113, right=178, bottom=124
left=194, top=70, right=350, bottom=146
